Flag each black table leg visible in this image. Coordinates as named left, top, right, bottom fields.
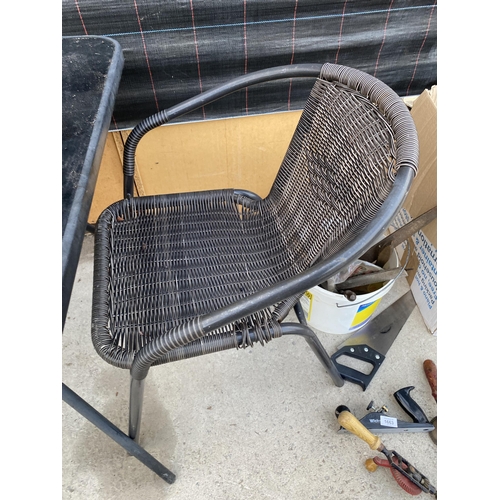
left=62, top=383, right=176, bottom=484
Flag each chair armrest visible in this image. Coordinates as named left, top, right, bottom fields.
left=122, top=64, right=323, bottom=198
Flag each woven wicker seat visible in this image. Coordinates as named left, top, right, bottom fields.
left=91, top=63, right=418, bottom=456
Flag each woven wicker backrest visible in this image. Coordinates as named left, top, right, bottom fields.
left=266, top=66, right=415, bottom=274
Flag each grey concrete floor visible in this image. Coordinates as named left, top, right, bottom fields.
left=62, top=233, right=437, bottom=499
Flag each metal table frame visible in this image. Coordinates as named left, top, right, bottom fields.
left=62, top=35, right=176, bottom=484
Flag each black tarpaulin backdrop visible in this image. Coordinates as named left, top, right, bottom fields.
left=62, top=0, right=437, bottom=131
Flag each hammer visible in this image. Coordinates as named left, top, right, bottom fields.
left=423, top=359, right=437, bottom=444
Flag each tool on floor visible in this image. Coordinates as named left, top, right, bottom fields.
left=365, top=457, right=423, bottom=496
left=337, top=387, right=435, bottom=434
left=423, top=360, right=437, bottom=444
left=331, top=290, right=416, bottom=390
left=336, top=407, right=437, bottom=496
left=359, top=206, right=437, bottom=267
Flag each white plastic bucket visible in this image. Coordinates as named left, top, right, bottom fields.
left=300, top=249, right=399, bottom=334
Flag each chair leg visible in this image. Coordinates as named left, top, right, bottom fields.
left=293, top=301, right=308, bottom=325
left=281, top=322, right=345, bottom=387
left=129, top=376, right=146, bottom=443
left=63, top=383, right=176, bottom=484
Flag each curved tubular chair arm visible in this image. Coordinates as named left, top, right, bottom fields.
left=233, top=189, right=262, bottom=201
left=130, top=168, right=414, bottom=380
left=123, top=64, right=323, bottom=198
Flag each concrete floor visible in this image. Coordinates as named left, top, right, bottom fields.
left=62, top=233, right=437, bottom=499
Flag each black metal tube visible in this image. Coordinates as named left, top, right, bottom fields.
left=233, top=189, right=262, bottom=201
left=293, top=301, right=307, bottom=326
left=162, top=64, right=323, bottom=123
left=123, top=64, right=323, bottom=197
left=128, top=377, right=145, bottom=443
left=62, top=383, right=176, bottom=484
left=281, top=323, right=345, bottom=387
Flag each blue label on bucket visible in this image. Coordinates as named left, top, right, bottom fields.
left=350, top=299, right=381, bottom=330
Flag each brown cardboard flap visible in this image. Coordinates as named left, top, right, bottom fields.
left=404, top=87, right=437, bottom=285
left=398, top=86, right=438, bottom=334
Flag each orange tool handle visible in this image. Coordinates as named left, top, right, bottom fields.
left=423, top=359, right=437, bottom=403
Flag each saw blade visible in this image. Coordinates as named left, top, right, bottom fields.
left=331, top=291, right=416, bottom=390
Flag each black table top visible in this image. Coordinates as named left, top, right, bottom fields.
left=62, top=36, right=123, bottom=329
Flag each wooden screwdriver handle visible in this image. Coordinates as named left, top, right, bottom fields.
left=338, top=411, right=383, bottom=451
left=423, top=359, right=437, bottom=402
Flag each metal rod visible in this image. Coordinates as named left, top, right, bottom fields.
left=129, top=377, right=145, bottom=443
left=281, top=323, right=345, bottom=387
left=62, top=383, right=176, bottom=484
left=233, top=189, right=262, bottom=201
left=293, top=301, right=308, bottom=325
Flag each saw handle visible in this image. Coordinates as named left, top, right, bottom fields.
left=337, top=409, right=382, bottom=451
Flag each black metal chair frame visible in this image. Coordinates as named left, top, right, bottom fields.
left=91, top=62, right=418, bottom=483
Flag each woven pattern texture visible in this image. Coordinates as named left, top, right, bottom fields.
left=92, top=68, right=412, bottom=369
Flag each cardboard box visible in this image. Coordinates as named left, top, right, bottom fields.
left=391, top=86, right=437, bottom=334
left=89, top=111, right=302, bottom=223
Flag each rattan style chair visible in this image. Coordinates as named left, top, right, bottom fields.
left=91, top=63, right=418, bottom=457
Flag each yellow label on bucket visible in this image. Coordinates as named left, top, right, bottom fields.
left=350, top=298, right=382, bottom=330
left=304, top=290, right=313, bottom=321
